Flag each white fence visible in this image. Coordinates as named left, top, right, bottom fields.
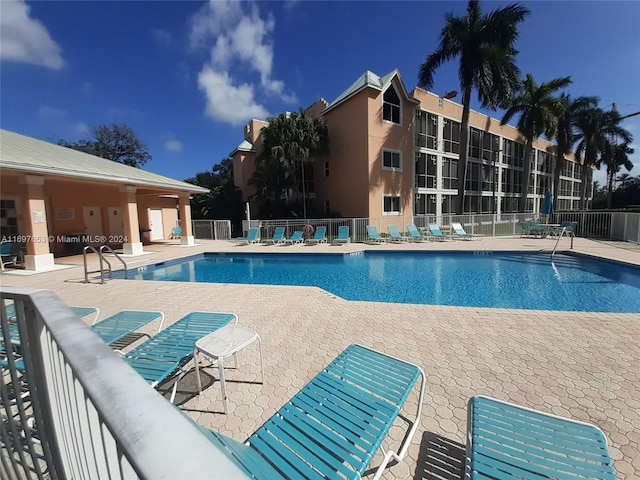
left=0, top=288, right=248, bottom=480
left=195, top=212, right=639, bottom=243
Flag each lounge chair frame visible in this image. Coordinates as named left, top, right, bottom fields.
left=386, top=225, right=407, bottom=243
left=283, top=231, right=304, bottom=245
left=305, top=226, right=327, bottom=245
left=332, top=225, right=351, bottom=245
left=237, top=228, right=260, bottom=245
left=451, top=222, right=483, bottom=241
left=366, top=225, right=386, bottom=244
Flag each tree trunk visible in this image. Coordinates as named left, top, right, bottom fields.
left=519, top=141, right=533, bottom=213
left=606, top=168, right=613, bottom=209
left=456, top=86, right=472, bottom=214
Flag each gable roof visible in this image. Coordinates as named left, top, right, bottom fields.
left=0, top=129, right=208, bottom=194
left=323, top=69, right=418, bottom=114
left=229, top=139, right=256, bottom=157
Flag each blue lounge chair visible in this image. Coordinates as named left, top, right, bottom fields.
left=451, top=222, right=483, bottom=240
left=203, top=344, right=425, bottom=480
left=262, top=226, right=286, bottom=246
left=91, top=310, right=163, bottom=346
left=366, top=225, right=386, bottom=244
left=427, top=224, right=452, bottom=241
left=332, top=225, right=351, bottom=245
left=283, top=230, right=304, bottom=245
left=122, top=311, right=237, bottom=403
left=237, top=227, right=260, bottom=245
left=528, top=221, right=544, bottom=238
left=305, top=226, right=327, bottom=245
left=387, top=225, right=407, bottom=242
left=406, top=224, right=427, bottom=242
left=1, top=242, right=19, bottom=271
left=5, top=304, right=99, bottom=324
left=466, top=395, right=616, bottom=479
left=170, top=225, right=182, bottom=239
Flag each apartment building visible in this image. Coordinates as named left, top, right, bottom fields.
left=231, top=69, right=590, bottom=221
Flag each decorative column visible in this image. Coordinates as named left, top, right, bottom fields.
left=178, top=194, right=195, bottom=246
left=22, top=175, right=55, bottom=271
left=120, top=186, right=143, bottom=255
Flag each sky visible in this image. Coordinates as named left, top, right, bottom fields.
left=1, top=0, right=639, bottom=188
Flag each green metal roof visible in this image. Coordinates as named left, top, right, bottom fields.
left=229, top=139, right=256, bottom=157
left=323, top=69, right=418, bottom=114
left=0, top=129, right=209, bottom=193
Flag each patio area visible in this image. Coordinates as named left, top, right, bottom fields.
left=2, top=236, right=639, bottom=478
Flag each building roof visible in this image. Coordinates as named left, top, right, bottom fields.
left=0, top=129, right=209, bottom=194
left=229, top=139, right=256, bottom=157
left=323, top=69, right=419, bottom=114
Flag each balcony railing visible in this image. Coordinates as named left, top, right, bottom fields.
left=1, top=287, right=248, bottom=480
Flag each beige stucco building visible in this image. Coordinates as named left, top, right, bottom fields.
left=0, top=129, right=208, bottom=271
left=231, top=69, right=590, bottom=223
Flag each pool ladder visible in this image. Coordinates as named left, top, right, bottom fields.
left=83, top=245, right=128, bottom=284
left=551, top=227, right=574, bottom=259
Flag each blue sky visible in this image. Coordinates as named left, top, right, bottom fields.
left=2, top=0, right=639, bottom=188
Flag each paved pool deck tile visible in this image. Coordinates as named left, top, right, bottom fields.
left=1, top=236, right=639, bottom=478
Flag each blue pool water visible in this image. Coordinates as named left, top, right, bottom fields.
left=126, top=252, right=640, bottom=313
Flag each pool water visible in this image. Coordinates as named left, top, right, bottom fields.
left=127, top=252, right=640, bottom=313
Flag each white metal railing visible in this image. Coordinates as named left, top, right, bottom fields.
left=191, top=220, right=232, bottom=240
left=233, top=212, right=639, bottom=243
left=0, top=287, right=248, bottom=480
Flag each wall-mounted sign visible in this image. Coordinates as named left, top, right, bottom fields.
left=33, top=210, right=44, bottom=224
left=56, top=208, right=76, bottom=220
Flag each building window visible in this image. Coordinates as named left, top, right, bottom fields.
left=382, top=86, right=401, bottom=124
left=415, top=111, right=438, bottom=149
left=324, top=201, right=330, bottom=214
left=414, top=153, right=437, bottom=188
left=503, top=139, right=525, bottom=168
left=382, top=150, right=402, bottom=172
left=324, top=161, right=329, bottom=177
left=501, top=169, right=522, bottom=194
left=442, top=119, right=460, bottom=154
left=469, top=128, right=482, bottom=159
left=0, top=199, right=18, bottom=237
left=383, top=195, right=401, bottom=215
left=442, top=157, right=458, bottom=190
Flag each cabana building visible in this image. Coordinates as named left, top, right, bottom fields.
left=0, top=129, right=208, bottom=271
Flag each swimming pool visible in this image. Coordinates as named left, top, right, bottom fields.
left=126, top=252, right=640, bottom=313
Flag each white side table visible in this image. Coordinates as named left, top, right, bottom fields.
left=194, top=324, right=263, bottom=414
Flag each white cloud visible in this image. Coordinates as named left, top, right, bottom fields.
left=152, top=28, right=172, bottom=46
left=165, top=140, right=184, bottom=153
left=198, top=67, right=269, bottom=126
left=75, top=123, right=90, bottom=135
left=190, top=0, right=296, bottom=126
left=37, top=105, right=66, bottom=122
left=0, top=0, right=63, bottom=69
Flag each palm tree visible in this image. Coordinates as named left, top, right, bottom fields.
left=418, top=0, right=530, bottom=214
left=574, top=108, right=632, bottom=210
left=597, top=142, right=634, bottom=208
left=256, top=110, right=328, bottom=218
left=500, top=74, right=572, bottom=212
left=616, top=172, right=632, bottom=188
left=552, top=94, right=598, bottom=211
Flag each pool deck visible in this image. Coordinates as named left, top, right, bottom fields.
left=2, top=236, right=639, bottom=478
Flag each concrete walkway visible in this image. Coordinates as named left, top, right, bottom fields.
left=2, top=236, right=639, bottom=478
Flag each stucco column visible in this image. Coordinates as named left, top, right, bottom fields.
left=22, top=175, right=55, bottom=271
left=120, top=186, right=143, bottom=255
left=178, top=194, right=195, bottom=246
